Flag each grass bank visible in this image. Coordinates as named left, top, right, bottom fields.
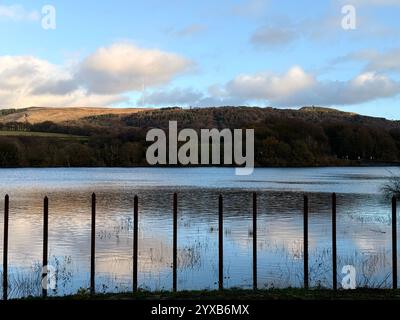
left=20, top=288, right=400, bottom=301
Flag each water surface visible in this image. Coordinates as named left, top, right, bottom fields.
left=0, top=167, right=397, bottom=298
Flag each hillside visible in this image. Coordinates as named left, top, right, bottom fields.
left=0, top=106, right=400, bottom=167
left=0, top=107, right=149, bottom=124
left=1, top=106, right=398, bottom=129
left=118, top=106, right=400, bottom=130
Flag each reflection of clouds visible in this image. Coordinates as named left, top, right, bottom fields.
left=352, top=237, right=379, bottom=253
left=0, top=167, right=395, bottom=293
left=6, top=215, right=43, bottom=263
left=341, top=229, right=390, bottom=254
left=1, top=192, right=176, bottom=276
left=221, top=193, right=391, bottom=264
left=95, top=237, right=173, bottom=277
left=225, top=217, right=319, bottom=260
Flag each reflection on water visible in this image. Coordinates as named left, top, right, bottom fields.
left=0, top=167, right=398, bottom=298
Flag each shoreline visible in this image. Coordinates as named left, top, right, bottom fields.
left=0, top=163, right=399, bottom=170
left=14, top=288, right=400, bottom=301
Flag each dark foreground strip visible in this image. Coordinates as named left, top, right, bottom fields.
left=0, top=299, right=396, bottom=319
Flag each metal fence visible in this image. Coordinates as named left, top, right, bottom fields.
left=1, top=192, right=398, bottom=300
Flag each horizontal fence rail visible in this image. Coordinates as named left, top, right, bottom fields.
left=1, top=193, right=399, bottom=299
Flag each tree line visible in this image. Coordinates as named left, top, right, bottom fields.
left=0, top=106, right=400, bottom=167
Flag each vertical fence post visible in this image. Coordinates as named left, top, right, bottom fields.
left=253, top=192, right=257, bottom=290
left=393, top=196, right=397, bottom=290
left=133, top=195, right=138, bottom=292
left=90, top=193, right=96, bottom=295
left=42, top=196, right=48, bottom=298
left=303, top=195, right=309, bottom=290
left=3, top=195, right=9, bottom=301
left=219, top=195, right=223, bottom=290
left=173, top=193, right=178, bottom=292
left=332, top=193, right=337, bottom=291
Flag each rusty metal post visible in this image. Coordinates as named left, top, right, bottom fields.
left=219, top=195, right=223, bottom=290
left=173, top=193, right=178, bottom=292
left=90, top=193, right=96, bottom=295
left=42, top=196, right=48, bottom=298
left=304, top=195, right=309, bottom=290
left=3, top=195, right=9, bottom=300
left=253, top=192, right=257, bottom=290
left=133, top=195, right=138, bottom=292
left=393, top=196, right=397, bottom=290
left=332, top=193, right=337, bottom=291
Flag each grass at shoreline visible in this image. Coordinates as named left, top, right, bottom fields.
left=17, top=288, right=400, bottom=301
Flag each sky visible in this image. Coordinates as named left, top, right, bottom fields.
left=1, top=0, right=400, bottom=119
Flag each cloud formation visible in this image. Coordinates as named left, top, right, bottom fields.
left=0, top=54, right=126, bottom=107
left=336, top=48, right=400, bottom=73
left=0, top=43, right=192, bottom=108
left=0, top=4, right=39, bottom=21
left=250, top=25, right=298, bottom=48
left=142, top=66, right=400, bottom=108
left=1, top=40, right=400, bottom=109
left=223, top=67, right=400, bottom=106
left=226, top=66, right=315, bottom=101
left=78, top=43, right=192, bottom=94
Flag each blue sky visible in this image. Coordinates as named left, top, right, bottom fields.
left=1, top=0, right=400, bottom=119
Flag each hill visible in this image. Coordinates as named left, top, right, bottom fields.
left=0, top=107, right=149, bottom=124
left=118, top=106, right=400, bottom=130
left=0, top=106, right=400, bottom=167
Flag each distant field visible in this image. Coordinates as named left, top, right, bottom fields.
left=0, top=130, right=88, bottom=140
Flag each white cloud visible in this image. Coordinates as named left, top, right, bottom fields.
left=250, top=25, right=298, bottom=48
left=336, top=48, right=400, bottom=73
left=78, top=43, right=193, bottom=94
left=1, top=42, right=399, bottom=109
left=137, top=65, right=400, bottom=108
left=0, top=4, right=39, bottom=21
left=0, top=55, right=125, bottom=108
left=227, top=66, right=315, bottom=101
left=0, top=43, right=192, bottom=108
left=222, top=67, right=400, bottom=106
